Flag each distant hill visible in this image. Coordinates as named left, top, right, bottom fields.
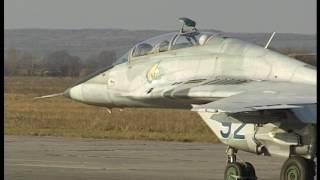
left=4, top=29, right=316, bottom=59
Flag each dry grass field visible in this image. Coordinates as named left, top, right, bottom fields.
left=4, top=76, right=219, bottom=143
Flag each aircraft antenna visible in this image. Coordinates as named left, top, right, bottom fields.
left=264, top=32, right=276, bottom=49
left=33, top=92, right=64, bottom=99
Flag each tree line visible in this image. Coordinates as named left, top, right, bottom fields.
left=4, top=47, right=315, bottom=77
left=4, top=48, right=116, bottom=77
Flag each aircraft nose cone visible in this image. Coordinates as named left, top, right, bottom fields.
left=63, top=88, right=71, bottom=99
left=63, top=85, right=84, bottom=101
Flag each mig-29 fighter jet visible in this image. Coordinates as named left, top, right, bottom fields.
left=37, top=18, right=316, bottom=180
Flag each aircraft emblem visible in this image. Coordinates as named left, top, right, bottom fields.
left=146, top=63, right=160, bottom=82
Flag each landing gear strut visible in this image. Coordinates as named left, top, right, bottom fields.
left=280, top=156, right=315, bottom=180
left=224, top=147, right=257, bottom=180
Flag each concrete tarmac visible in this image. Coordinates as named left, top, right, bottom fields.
left=5, top=135, right=287, bottom=180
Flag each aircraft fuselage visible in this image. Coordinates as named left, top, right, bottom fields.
left=66, top=37, right=316, bottom=108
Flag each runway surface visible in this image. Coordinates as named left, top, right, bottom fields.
left=5, top=135, right=287, bottom=180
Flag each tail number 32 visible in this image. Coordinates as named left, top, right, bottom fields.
left=220, top=122, right=245, bottom=139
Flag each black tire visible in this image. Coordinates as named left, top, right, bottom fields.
left=305, top=159, right=316, bottom=178
left=224, top=162, right=246, bottom=180
left=242, top=162, right=257, bottom=180
left=280, top=156, right=315, bottom=180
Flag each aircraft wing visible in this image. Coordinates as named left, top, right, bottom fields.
left=159, top=80, right=316, bottom=123
left=191, top=86, right=315, bottom=113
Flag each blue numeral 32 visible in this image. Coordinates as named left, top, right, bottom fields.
left=220, top=122, right=245, bottom=139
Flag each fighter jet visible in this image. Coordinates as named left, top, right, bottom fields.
left=37, top=18, right=316, bottom=180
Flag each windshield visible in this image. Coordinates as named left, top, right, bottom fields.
left=112, top=52, right=129, bottom=66
left=129, top=31, right=217, bottom=60
left=131, top=32, right=176, bottom=58
left=131, top=32, right=218, bottom=57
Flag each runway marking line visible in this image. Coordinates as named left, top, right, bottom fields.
left=6, top=159, right=77, bottom=164
left=11, top=163, right=107, bottom=170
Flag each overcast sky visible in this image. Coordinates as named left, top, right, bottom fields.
left=4, top=0, right=317, bottom=34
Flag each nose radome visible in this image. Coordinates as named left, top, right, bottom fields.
left=63, top=88, right=71, bottom=99
left=63, top=84, right=84, bottom=101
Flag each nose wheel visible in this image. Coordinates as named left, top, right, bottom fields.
left=242, top=162, right=256, bottom=179
left=280, top=156, right=315, bottom=180
left=224, top=147, right=257, bottom=180
left=225, top=162, right=245, bottom=180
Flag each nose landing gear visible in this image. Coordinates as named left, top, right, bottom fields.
left=224, top=147, right=257, bottom=180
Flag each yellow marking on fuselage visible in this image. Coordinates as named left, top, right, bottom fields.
left=146, top=63, right=160, bottom=82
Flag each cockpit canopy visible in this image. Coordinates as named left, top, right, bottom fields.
left=112, top=18, right=220, bottom=65
left=130, top=31, right=215, bottom=58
